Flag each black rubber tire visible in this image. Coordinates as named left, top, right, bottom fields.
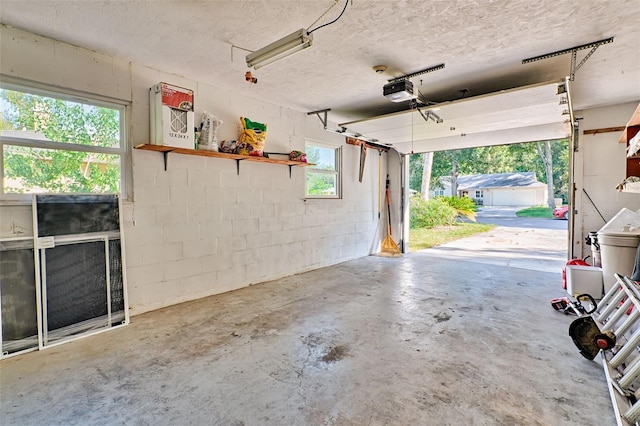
left=563, top=211, right=569, bottom=220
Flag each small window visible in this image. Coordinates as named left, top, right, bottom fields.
left=475, top=190, right=483, bottom=198
left=305, top=141, right=341, bottom=198
left=0, top=81, right=130, bottom=199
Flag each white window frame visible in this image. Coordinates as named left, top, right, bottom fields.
left=305, top=140, right=342, bottom=199
left=475, top=190, right=483, bottom=198
left=0, top=76, right=131, bottom=202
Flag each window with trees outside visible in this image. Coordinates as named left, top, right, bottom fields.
left=0, top=80, right=129, bottom=200
left=305, top=141, right=341, bottom=198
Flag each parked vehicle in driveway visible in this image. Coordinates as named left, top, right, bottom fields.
left=553, top=205, right=569, bottom=220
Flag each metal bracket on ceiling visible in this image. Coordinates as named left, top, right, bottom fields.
left=421, top=109, right=443, bottom=124
left=308, top=108, right=391, bottom=151
left=307, top=108, right=331, bottom=128
left=387, top=63, right=445, bottom=84
left=561, top=76, right=581, bottom=152
left=521, top=37, right=614, bottom=81
left=418, top=107, right=443, bottom=124
left=410, top=100, right=443, bottom=124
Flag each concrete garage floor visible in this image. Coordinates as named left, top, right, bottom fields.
left=1, top=226, right=614, bottom=425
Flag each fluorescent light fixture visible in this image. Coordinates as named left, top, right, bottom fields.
left=246, top=29, right=313, bottom=69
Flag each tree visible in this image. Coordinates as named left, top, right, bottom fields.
left=420, top=152, right=433, bottom=200
left=551, top=139, right=569, bottom=202
left=409, top=139, right=570, bottom=203
left=536, top=140, right=555, bottom=208
left=1, top=89, right=121, bottom=193
left=451, top=153, right=459, bottom=196
left=0, top=116, right=14, bottom=130
left=506, top=143, right=540, bottom=175
left=409, top=153, right=424, bottom=193
left=305, top=145, right=337, bottom=195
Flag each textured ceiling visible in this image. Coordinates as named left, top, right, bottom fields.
left=1, top=0, right=639, bottom=126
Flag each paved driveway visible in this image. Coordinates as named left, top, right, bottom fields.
left=475, top=206, right=568, bottom=230
left=416, top=205, right=568, bottom=273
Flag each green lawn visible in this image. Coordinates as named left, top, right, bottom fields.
left=409, top=222, right=495, bottom=251
left=515, top=206, right=553, bottom=218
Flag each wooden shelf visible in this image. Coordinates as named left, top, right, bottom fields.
left=623, top=104, right=640, bottom=185
left=134, top=144, right=313, bottom=176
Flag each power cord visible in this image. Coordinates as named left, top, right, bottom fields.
left=308, top=0, right=349, bottom=34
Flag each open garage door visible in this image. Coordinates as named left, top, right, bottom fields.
left=340, top=81, right=569, bottom=154
left=338, top=81, right=571, bottom=253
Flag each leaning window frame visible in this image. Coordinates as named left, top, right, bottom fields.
left=0, top=77, right=132, bottom=202
left=304, top=140, right=342, bottom=199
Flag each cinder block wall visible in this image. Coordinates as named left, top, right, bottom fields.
left=0, top=25, right=387, bottom=315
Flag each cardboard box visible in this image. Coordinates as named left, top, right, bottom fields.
left=150, top=82, right=195, bottom=149
left=566, top=265, right=603, bottom=299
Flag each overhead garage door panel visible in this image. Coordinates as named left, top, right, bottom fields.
left=340, top=81, right=569, bottom=154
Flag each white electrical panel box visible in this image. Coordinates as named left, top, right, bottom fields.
left=150, top=82, right=195, bottom=149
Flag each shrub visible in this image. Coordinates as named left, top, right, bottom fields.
left=410, top=197, right=457, bottom=229
left=436, top=196, right=477, bottom=221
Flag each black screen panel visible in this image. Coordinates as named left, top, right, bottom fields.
left=45, top=241, right=108, bottom=331
left=0, top=242, right=38, bottom=353
left=36, top=194, right=120, bottom=237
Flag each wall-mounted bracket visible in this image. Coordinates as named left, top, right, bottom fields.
left=163, top=151, right=169, bottom=171
left=307, top=108, right=331, bottom=128
left=235, top=158, right=245, bottom=175
left=522, top=37, right=614, bottom=81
